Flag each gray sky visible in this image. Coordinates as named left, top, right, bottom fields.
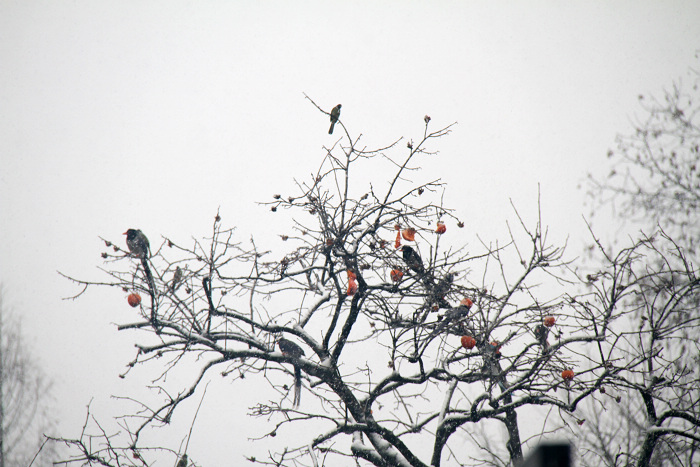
left=1, top=1, right=699, bottom=464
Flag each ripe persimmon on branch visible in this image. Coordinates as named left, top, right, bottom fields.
left=57, top=101, right=661, bottom=467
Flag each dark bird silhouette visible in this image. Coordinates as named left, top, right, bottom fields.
left=169, top=266, right=183, bottom=294
left=123, top=229, right=150, bottom=259
left=401, top=245, right=424, bottom=274
left=432, top=272, right=454, bottom=308
left=534, top=324, right=549, bottom=350
left=443, top=303, right=470, bottom=322
left=176, top=454, right=188, bottom=467
left=278, top=337, right=305, bottom=407
left=329, top=104, right=342, bottom=134
left=482, top=343, right=506, bottom=393
left=124, top=228, right=157, bottom=325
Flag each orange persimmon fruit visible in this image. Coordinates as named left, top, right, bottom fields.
left=127, top=293, right=141, bottom=307
left=401, top=228, right=416, bottom=242
left=461, top=335, right=476, bottom=349
left=390, top=269, right=404, bottom=282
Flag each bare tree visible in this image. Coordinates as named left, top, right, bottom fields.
left=0, top=288, right=57, bottom=466
left=573, top=232, right=700, bottom=467
left=55, top=101, right=679, bottom=466
left=582, top=62, right=700, bottom=466
left=587, top=59, right=700, bottom=255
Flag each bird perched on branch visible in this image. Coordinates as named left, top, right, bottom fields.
left=175, top=454, right=188, bottom=467
left=123, top=229, right=150, bottom=259
left=124, top=228, right=157, bottom=325
left=278, top=337, right=305, bottom=407
left=442, top=303, right=470, bottom=322
left=401, top=245, right=424, bottom=274
left=431, top=272, right=454, bottom=309
left=329, top=104, right=342, bottom=134
left=169, top=266, right=183, bottom=294
left=534, top=324, right=549, bottom=351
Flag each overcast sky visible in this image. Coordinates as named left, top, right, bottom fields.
left=1, top=1, right=699, bottom=464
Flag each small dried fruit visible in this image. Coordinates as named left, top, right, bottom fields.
left=544, top=316, right=556, bottom=327
left=461, top=335, right=476, bottom=349
left=390, top=269, right=404, bottom=282
left=347, top=281, right=358, bottom=296
left=561, top=369, right=575, bottom=381
left=127, top=293, right=141, bottom=308
left=460, top=297, right=473, bottom=309
left=394, top=231, right=401, bottom=249
left=435, top=222, right=446, bottom=234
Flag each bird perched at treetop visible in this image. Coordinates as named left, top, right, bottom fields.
left=175, top=454, right=188, bottom=467
left=329, top=104, right=342, bottom=134
left=278, top=337, right=305, bottom=407
left=401, top=245, right=424, bottom=274
left=123, top=229, right=150, bottom=259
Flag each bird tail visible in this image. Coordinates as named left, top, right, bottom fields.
left=293, top=365, right=302, bottom=407
left=329, top=122, right=335, bottom=134
left=141, top=258, right=158, bottom=326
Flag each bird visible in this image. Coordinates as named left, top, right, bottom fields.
left=481, top=344, right=507, bottom=392
left=442, top=303, right=470, bottom=322
left=432, top=272, right=454, bottom=308
left=176, top=454, right=188, bottom=467
left=124, top=228, right=157, bottom=325
left=169, top=266, right=183, bottom=294
left=123, top=229, right=150, bottom=259
left=534, top=324, right=549, bottom=350
left=329, top=104, right=342, bottom=134
left=278, top=337, right=305, bottom=407
left=401, top=245, right=424, bottom=274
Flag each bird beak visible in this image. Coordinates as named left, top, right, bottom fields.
left=122, top=231, right=128, bottom=235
